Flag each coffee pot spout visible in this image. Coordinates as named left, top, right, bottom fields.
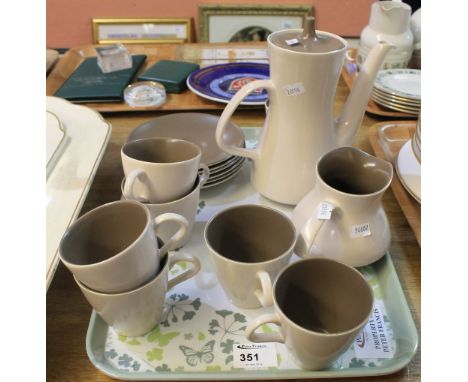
left=335, top=41, right=394, bottom=146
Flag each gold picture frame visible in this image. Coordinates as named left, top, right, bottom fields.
left=199, top=4, right=314, bottom=43
left=92, top=18, right=192, bottom=44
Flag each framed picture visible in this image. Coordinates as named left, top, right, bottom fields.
left=199, top=4, right=314, bottom=43
left=92, top=18, right=192, bottom=44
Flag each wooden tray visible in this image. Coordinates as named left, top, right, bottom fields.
left=368, top=121, right=421, bottom=245
left=341, top=48, right=418, bottom=119
left=46, top=43, right=267, bottom=113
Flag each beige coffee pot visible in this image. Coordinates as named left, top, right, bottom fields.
left=216, top=17, right=393, bottom=205
left=292, top=147, right=393, bottom=267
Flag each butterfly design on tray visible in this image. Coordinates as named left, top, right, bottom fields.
left=146, top=326, right=179, bottom=347
left=179, top=340, right=215, bottom=366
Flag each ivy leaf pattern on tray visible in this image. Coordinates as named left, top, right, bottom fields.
left=160, top=294, right=201, bottom=327
left=147, top=326, right=179, bottom=346
left=155, top=364, right=171, bottom=372
left=147, top=348, right=164, bottom=362
left=197, top=200, right=206, bottom=215
left=208, top=310, right=247, bottom=338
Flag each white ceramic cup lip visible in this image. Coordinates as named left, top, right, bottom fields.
left=74, top=248, right=169, bottom=297
left=121, top=173, right=203, bottom=207
left=272, top=257, right=374, bottom=337
left=59, top=200, right=154, bottom=269
left=204, top=204, right=296, bottom=266
left=121, top=137, right=202, bottom=166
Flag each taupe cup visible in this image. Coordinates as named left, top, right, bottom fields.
left=204, top=204, right=296, bottom=309
left=75, top=250, right=201, bottom=337
left=121, top=137, right=210, bottom=204
left=59, top=200, right=188, bottom=293
left=245, top=258, right=374, bottom=370
left=122, top=173, right=208, bottom=249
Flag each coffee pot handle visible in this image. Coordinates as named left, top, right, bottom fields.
left=216, top=79, right=275, bottom=160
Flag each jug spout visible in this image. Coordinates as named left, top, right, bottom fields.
left=335, top=42, right=394, bottom=146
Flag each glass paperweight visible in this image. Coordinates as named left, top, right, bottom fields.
left=124, top=81, right=167, bottom=107
left=96, top=44, right=132, bottom=73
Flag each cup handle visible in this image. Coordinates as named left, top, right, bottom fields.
left=254, top=271, right=273, bottom=307
left=245, top=313, right=284, bottom=343
left=121, top=177, right=148, bottom=202
left=123, top=169, right=150, bottom=203
left=153, top=213, right=189, bottom=255
left=167, top=252, right=201, bottom=289
left=294, top=201, right=334, bottom=258
left=199, top=163, right=210, bottom=186
left=215, top=79, right=275, bottom=161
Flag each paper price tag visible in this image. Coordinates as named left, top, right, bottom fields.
left=283, top=82, right=305, bottom=97
left=317, top=202, right=334, bottom=220
left=285, top=38, right=299, bottom=46
left=354, top=303, right=394, bottom=359
left=351, top=223, right=371, bottom=238
left=233, top=343, right=278, bottom=369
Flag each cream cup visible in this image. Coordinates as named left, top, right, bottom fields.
left=59, top=200, right=188, bottom=293
left=204, top=204, right=296, bottom=309
left=75, top=250, right=201, bottom=337
left=121, top=137, right=210, bottom=204
left=245, top=258, right=374, bottom=370
left=121, top=173, right=208, bottom=249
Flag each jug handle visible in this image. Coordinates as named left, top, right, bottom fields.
left=216, top=79, right=274, bottom=160
left=294, top=201, right=334, bottom=258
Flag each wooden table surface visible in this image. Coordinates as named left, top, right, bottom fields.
left=46, top=44, right=421, bottom=382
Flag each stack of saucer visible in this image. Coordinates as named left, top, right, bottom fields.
left=127, top=113, right=246, bottom=189
left=371, top=69, right=421, bottom=115
left=201, top=151, right=246, bottom=189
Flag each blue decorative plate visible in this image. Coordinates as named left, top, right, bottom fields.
left=187, top=62, right=269, bottom=105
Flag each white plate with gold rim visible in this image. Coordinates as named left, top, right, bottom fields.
left=371, top=92, right=420, bottom=111
left=46, top=96, right=111, bottom=290
left=372, top=86, right=421, bottom=106
left=374, top=69, right=421, bottom=100
left=370, top=93, right=420, bottom=114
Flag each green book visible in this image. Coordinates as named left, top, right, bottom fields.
left=138, top=60, right=199, bottom=93
left=54, top=55, right=147, bottom=102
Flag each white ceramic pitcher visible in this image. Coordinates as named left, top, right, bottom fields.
left=291, top=147, right=393, bottom=267
left=357, top=0, right=413, bottom=69
left=216, top=17, right=393, bottom=205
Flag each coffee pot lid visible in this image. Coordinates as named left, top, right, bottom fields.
left=270, top=16, right=345, bottom=53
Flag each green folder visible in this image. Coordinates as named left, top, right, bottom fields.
left=138, top=60, right=199, bottom=93
left=54, top=55, right=147, bottom=102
